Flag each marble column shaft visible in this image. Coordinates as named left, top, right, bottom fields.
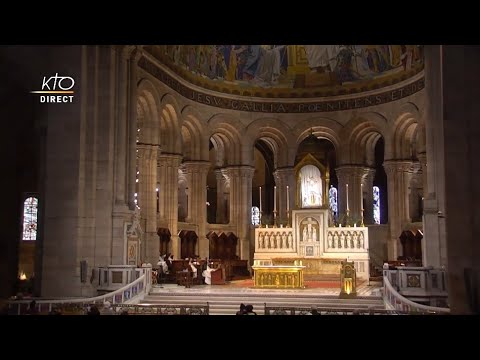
left=336, top=166, right=365, bottom=223
left=383, top=160, right=415, bottom=260
left=184, top=161, right=210, bottom=258
left=273, top=167, right=295, bottom=225
left=157, top=154, right=183, bottom=259
left=225, top=166, right=255, bottom=260
left=137, top=144, right=159, bottom=264
left=215, top=169, right=227, bottom=224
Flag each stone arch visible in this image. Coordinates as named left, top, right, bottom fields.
left=246, top=118, right=294, bottom=168
left=181, top=106, right=209, bottom=161
left=159, top=94, right=182, bottom=154
left=208, top=114, right=244, bottom=166
left=137, top=78, right=162, bottom=145
left=392, top=112, right=419, bottom=160
left=293, top=117, right=342, bottom=154
left=341, top=112, right=389, bottom=165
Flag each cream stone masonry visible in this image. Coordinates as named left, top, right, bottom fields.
left=36, top=45, right=460, bottom=308
left=254, top=208, right=370, bottom=279
left=184, top=161, right=211, bottom=257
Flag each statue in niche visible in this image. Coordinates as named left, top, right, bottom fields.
left=338, top=233, right=343, bottom=248
left=300, top=165, right=322, bottom=208
left=287, top=232, right=293, bottom=248
left=312, top=227, right=317, bottom=242
left=265, top=233, right=271, bottom=248
left=346, top=232, right=352, bottom=248
left=333, top=233, right=338, bottom=248
left=281, top=232, right=287, bottom=249
left=352, top=232, right=358, bottom=248
left=259, top=232, right=264, bottom=249
left=359, top=233, right=364, bottom=248
left=302, top=226, right=308, bottom=242
left=327, top=232, right=333, bottom=248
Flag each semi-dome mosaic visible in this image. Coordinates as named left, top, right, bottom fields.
left=146, top=45, right=424, bottom=98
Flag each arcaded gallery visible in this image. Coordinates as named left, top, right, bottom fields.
left=1, top=45, right=479, bottom=315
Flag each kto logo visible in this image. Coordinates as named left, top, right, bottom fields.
left=31, top=73, right=75, bottom=103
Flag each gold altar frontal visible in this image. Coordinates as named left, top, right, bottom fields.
left=252, top=266, right=305, bottom=289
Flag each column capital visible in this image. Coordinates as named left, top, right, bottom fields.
left=335, top=165, right=365, bottom=178
left=157, top=153, right=183, bottom=167
left=273, top=167, right=295, bottom=176
left=362, top=166, right=376, bottom=177
left=383, top=160, right=415, bottom=175
left=224, top=165, right=255, bottom=179
left=183, top=160, right=211, bottom=175
left=137, top=144, right=159, bottom=160
left=417, top=152, right=427, bottom=164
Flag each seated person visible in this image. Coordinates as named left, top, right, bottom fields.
left=202, top=265, right=216, bottom=285
left=157, top=254, right=169, bottom=274
left=188, top=259, right=198, bottom=279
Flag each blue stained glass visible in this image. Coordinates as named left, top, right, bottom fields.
left=373, top=186, right=380, bottom=224
left=251, top=206, right=260, bottom=226
left=22, top=197, right=38, bottom=241
left=329, top=186, right=338, bottom=221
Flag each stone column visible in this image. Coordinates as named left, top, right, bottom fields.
left=137, top=144, right=159, bottom=265
left=417, top=152, right=428, bottom=197
left=184, top=161, right=211, bottom=258
left=335, top=166, right=364, bottom=224
left=436, top=45, right=480, bottom=314
left=422, top=45, right=448, bottom=271
left=383, top=160, right=415, bottom=260
left=111, top=47, right=140, bottom=265
left=225, top=166, right=255, bottom=261
left=127, top=49, right=141, bottom=211
left=362, top=167, right=376, bottom=225
left=157, top=154, right=183, bottom=259
left=215, top=168, right=227, bottom=224
left=273, top=167, right=295, bottom=226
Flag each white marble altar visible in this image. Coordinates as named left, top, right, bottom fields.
left=254, top=208, right=370, bottom=279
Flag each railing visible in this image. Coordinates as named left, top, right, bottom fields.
left=264, top=304, right=406, bottom=315
left=383, top=275, right=450, bottom=314
left=108, top=303, right=209, bottom=315
left=7, top=266, right=152, bottom=315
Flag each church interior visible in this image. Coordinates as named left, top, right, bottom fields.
left=0, top=45, right=479, bottom=315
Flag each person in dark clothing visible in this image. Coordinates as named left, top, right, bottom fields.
left=244, top=304, right=257, bottom=315
left=236, top=303, right=246, bottom=315
left=87, top=305, right=100, bottom=315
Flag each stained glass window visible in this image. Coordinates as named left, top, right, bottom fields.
left=373, top=186, right=380, bottom=224
left=251, top=206, right=260, bottom=226
left=22, top=197, right=38, bottom=241
left=329, top=186, right=338, bottom=221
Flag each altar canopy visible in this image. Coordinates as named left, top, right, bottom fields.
left=300, top=165, right=322, bottom=207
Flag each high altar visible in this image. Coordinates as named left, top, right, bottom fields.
left=253, top=153, right=370, bottom=287
left=254, top=210, right=370, bottom=283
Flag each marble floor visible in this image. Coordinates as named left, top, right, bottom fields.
left=150, top=280, right=383, bottom=297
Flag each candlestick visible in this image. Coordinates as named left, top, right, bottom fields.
left=274, top=185, right=277, bottom=212
left=286, top=185, right=289, bottom=212
left=346, top=183, right=349, bottom=212
left=259, top=186, right=262, bottom=213
left=360, top=183, right=364, bottom=211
